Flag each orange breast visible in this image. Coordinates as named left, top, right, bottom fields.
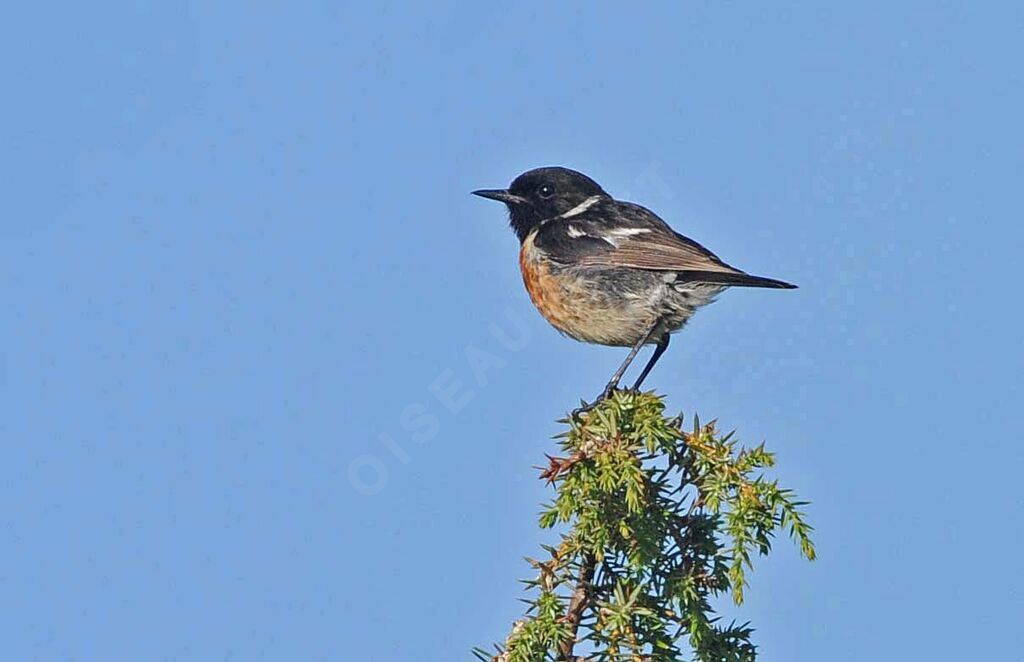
left=520, top=239, right=569, bottom=329
left=518, top=232, right=651, bottom=347
left=518, top=233, right=593, bottom=341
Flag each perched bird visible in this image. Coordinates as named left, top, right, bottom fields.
left=473, top=167, right=796, bottom=410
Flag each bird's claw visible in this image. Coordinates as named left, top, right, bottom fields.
left=570, top=402, right=595, bottom=420
left=570, top=384, right=624, bottom=420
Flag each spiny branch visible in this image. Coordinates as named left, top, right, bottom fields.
left=557, top=553, right=595, bottom=660
left=477, top=391, right=815, bottom=661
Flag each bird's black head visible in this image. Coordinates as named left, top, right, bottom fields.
left=473, top=167, right=609, bottom=242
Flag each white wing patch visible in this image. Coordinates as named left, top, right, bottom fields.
left=607, top=228, right=651, bottom=237
left=601, top=227, right=651, bottom=246
left=566, top=225, right=587, bottom=238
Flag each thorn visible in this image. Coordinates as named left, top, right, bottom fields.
left=538, top=452, right=584, bottom=484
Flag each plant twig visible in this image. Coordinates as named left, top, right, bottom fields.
left=557, top=553, right=596, bottom=660
left=478, top=392, right=815, bottom=660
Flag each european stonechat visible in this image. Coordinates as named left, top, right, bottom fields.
left=473, top=166, right=796, bottom=410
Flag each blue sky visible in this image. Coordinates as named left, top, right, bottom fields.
left=2, top=2, right=1022, bottom=660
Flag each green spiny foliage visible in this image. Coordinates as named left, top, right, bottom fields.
left=473, top=391, right=815, bottom=662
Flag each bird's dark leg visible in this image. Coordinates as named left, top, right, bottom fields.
left=573, top=318, right=663, bottom=418
left=631, top=332, right=670, bottom=391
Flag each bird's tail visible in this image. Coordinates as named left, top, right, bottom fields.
left=683, top=271, right=798, bottom=289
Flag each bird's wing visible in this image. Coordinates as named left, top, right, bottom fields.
left=536, top=202, right=797, bottom=289
left=541, top=201, right=740, bottom=274
left=578, top=228, right=739, bottom=273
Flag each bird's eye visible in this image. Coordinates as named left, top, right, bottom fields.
left=538, top=185, right=555, bottom=199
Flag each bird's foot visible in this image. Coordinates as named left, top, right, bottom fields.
left=570, top=401, right=596, bottom=420
left=571, top=383, right=623, bottom=420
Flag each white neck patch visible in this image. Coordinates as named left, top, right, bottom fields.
left=558, top=195, right=603, bottom=219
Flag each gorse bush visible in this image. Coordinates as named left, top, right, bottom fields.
left=475, top=391, right=815, bottom=661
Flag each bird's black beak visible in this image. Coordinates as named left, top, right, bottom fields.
left=472, top=189, right=526, bottom=205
